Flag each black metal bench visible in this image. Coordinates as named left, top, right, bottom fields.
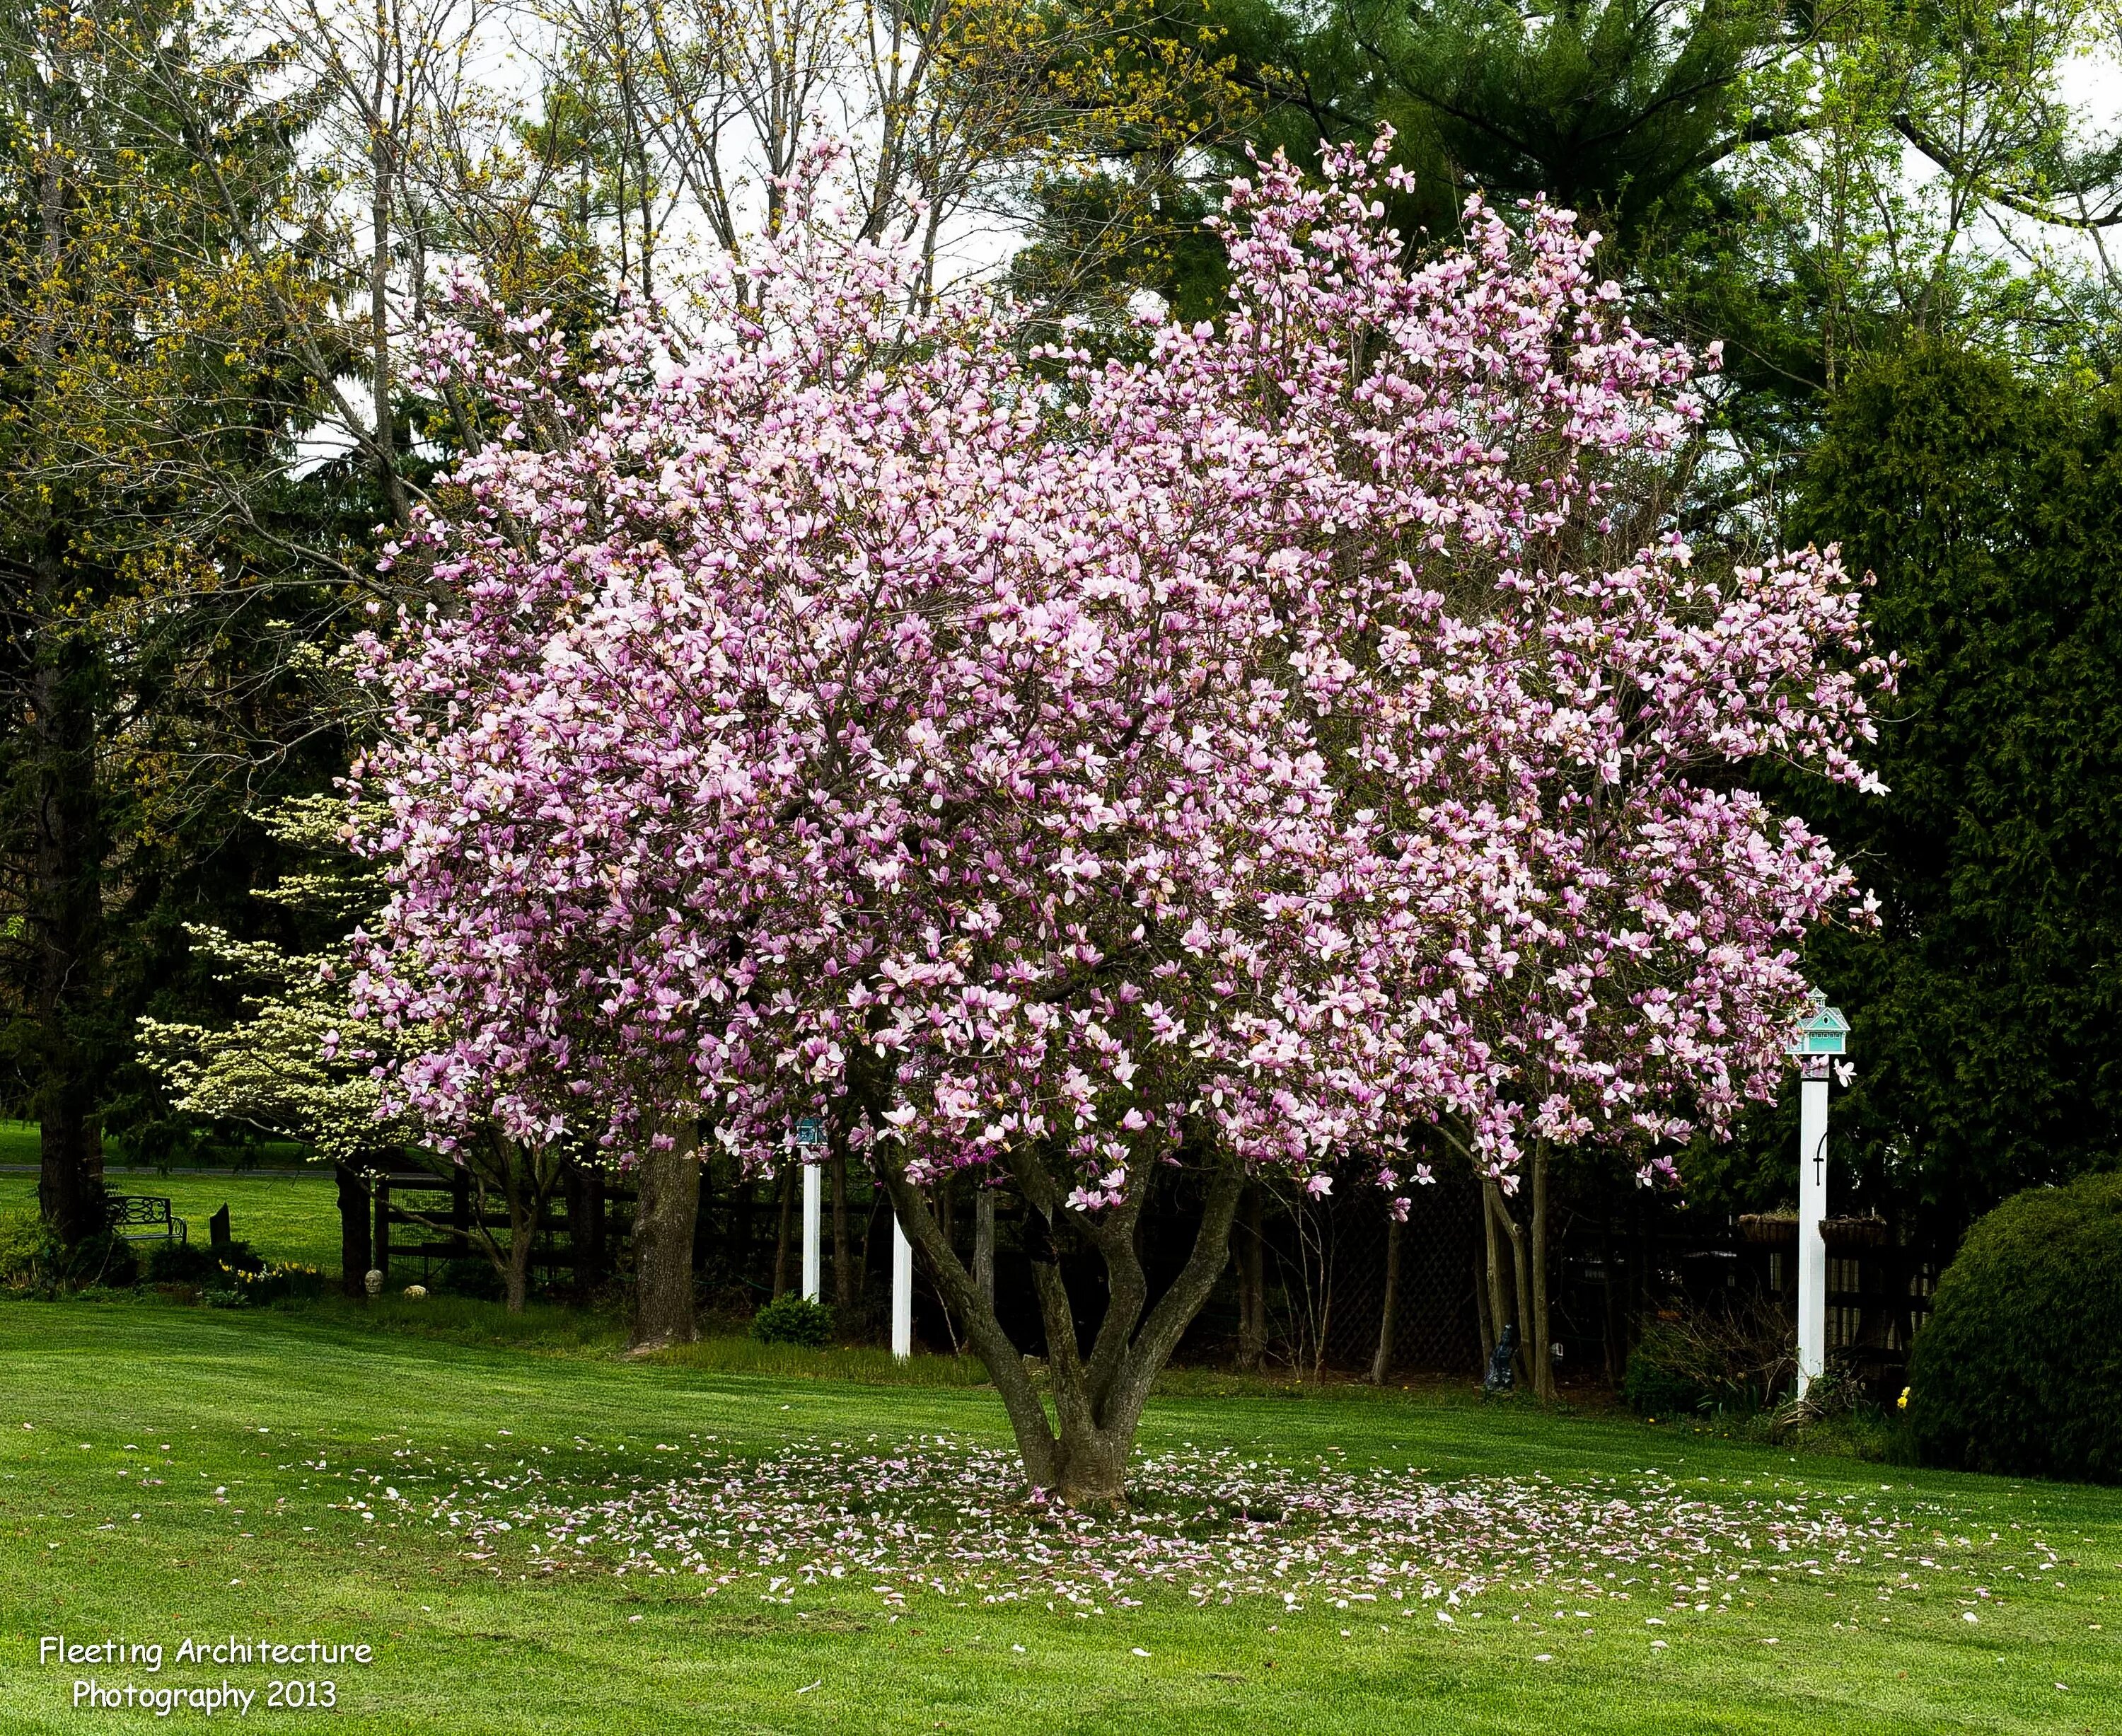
left=109, top=1196, right=187, bottom=1245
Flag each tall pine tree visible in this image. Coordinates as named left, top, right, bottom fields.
left=0, top=0, right=348, bottom=1240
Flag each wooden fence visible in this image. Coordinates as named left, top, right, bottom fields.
left=333, top=1153, right=1942, bottom=1396
left=357, top=1167, right=635, bottom=1290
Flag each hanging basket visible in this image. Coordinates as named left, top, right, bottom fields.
left=1739, top=1213, right=1798, bottom=1247
left=1821, top=1215, right=1892, bottom=1252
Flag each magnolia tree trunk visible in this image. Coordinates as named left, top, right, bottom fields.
left=1236, top=1186, right=1265, bottom=1372
left=973, top=1186, right=995, bottom=1308
left=879, top=1145, right=1246, bottom=1507
left=461, top=1130, right=567, bottom=1315
left=1480, top=1179, right=1509, bottom=1359
left=771, top=1165, right=794, bottom=1297
left=1473, top=1239, right=1495, bottom=1367
left=1486, top=1181, right=1536, bottom=1389
left=630, top=1121, right=701, bottom=1349
left=502, top=1178, right=538, bottom=1314
left=1479, top=1150, right=1558, bottom=1401
left=1370, top=1210, right=1402, bottom=1385
left=564, top=1159, right=601, bottom=1293
left=1529, top=1142, right=1557, bottom=1400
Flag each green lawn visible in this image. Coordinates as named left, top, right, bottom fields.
left=0, top=1119, right=313, bottom=1173
left=1, top=1300, right=2116, bottom=1732
left=1, top=1171, right=342, bottom=1274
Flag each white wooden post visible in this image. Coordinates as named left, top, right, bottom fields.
left=1797, top=1057, right=1829, bottom=1398
left=891, top=1215, right=913, bottom=1360
left=1787, top=998, right=1848, bottom=1401
left=801, top=1160, right=823, bottom=1304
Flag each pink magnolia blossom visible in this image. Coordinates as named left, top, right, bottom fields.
left=352, top=136, right=1885, bottom=1195
left=348, top=138, right=1884, bottom=1495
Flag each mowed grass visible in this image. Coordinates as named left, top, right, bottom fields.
left=1, top=1302, right=2118, bottom=1734
left=0, top=1120, right=313, bottom=1177
left=1, top=1171, right=342, bottom=1274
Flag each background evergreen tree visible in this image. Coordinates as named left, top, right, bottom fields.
left=1794, top=346, right=2122, bottom=1230
left=1689, top=345, right=2122, bottom=1237
left=1012, top=0, right=2121, bottom=485
left=0, top=0, right=354, bottom=1240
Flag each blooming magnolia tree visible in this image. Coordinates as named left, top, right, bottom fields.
left=352, top=139, right=1884, bottom=1500
left=1413, top=538, right=1884, bottom=1395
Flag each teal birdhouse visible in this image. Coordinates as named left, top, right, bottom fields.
left=1787, top=1000, right=1850, bottom=1058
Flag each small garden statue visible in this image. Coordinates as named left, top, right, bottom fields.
left=364, top=1268, right=383, bottom=1298
left=1485, top=1325, right=1518, bottom=1395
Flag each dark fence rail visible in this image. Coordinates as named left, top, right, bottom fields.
left=338, top=1154, right=1940, bottom=1395
left=366, top=1169, right=635, bottom=1289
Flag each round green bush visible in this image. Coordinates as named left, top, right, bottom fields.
left=751, top=1293, right=833, bottom=1348
left=1908, top=1170, right=2122, bottom=1481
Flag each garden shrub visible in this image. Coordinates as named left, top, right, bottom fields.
left=1622, top=1297, right=1795, bottom=1417
left=0, top=1208, right=59, bottom=1287
left=436, top=1256, right=504, bottom=1300
left=1908, top=1171, right=2122, bottom=1481
left=1, top=1214, right=145, bottom=1290
left=60, top=1232, right=137, bottom=1289
left=751, top=1293, right=833, bottom=1348
left=1621, top=1328, right=1714, bottom=1417
left=146, top=1241, right=220, bottom=1285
